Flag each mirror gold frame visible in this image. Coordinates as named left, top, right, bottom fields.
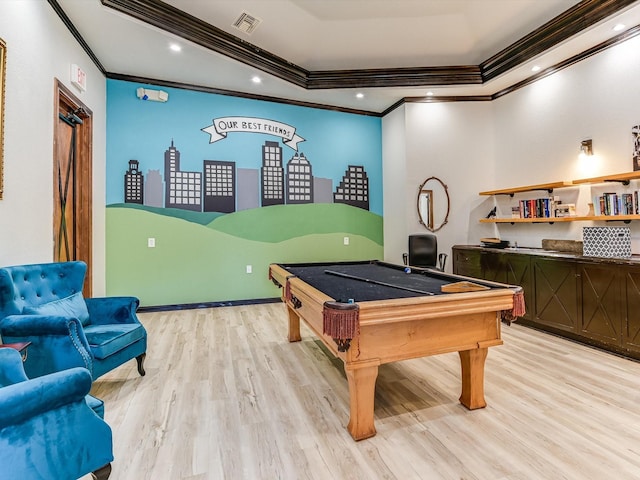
left=417, top=176, right=450, bottom=232
left=0, top=38, right=5, bottom=199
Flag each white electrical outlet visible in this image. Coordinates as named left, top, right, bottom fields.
left=148, top=238, right=156, bottom=248
left=246, top=265, right=252, bottom=274
left=343, top=237, right=350, bottom=245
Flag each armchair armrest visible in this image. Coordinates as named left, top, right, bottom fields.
left=0, top=314, right=90, bottom=339
left=0, top=315, right=93, bottom=377
left=0, top=367, right=92, bottom=429
left=0, top=349, right=28, bottom=386
left=85, top=296, right=141, bottom=326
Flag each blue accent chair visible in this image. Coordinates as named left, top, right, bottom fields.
left=0, top=261, right=147, bottom=380
left=0, top=348, right=113, bottom=479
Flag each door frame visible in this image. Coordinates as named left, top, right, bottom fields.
left=53, top=79, right=93, bottom=295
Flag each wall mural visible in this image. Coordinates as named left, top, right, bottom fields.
left=106, top=80, right=383, bottom=307
left=123, top=138, right=370, bottom=213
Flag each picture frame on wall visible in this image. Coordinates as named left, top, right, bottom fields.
left=0, top=38, right=5, bottom=199
left=633, top=124, right=640, bottom=172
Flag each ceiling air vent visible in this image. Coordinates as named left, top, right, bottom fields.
left=232, top=11, right=262, bottom=35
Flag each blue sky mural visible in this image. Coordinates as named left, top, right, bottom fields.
left=106, top=79, right=383, bottom=215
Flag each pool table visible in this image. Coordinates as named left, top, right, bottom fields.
left=269, top=260, right=523, bottom=441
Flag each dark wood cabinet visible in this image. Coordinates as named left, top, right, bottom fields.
left=532, top=257, right=578, bottom=332
left=453, top=248, right=481, bottom=278
left=578, top=263, right=621, bottom=344
left=504, top=254, right=533, bottom=322
left=453, top=246, right=640, bottom=359
left=623, top=266, right=640, bottom=351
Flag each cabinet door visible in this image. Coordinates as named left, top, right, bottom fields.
left=579, top=263, right=621, bottom=345
left=452, top=248, right=481, bottom=278
left=480, top=251, right=506, bottom=283
left=623, top=266, right=640, bottom=352
left=505, top=254, right=533, bottom=321
left=533, top=257, right=578, bottom=333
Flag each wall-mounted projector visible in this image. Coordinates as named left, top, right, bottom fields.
left=136, top=87, right=169, bottom=102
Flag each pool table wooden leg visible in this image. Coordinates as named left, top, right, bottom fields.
left=458, top=347, right=488, bottom=410
left=345, top=360, right=380, bottom=441
left=287, top=307, right=302, bottom=342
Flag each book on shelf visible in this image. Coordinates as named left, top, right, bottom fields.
left=594, top=192, right=638, bottom=216
left=554, top=203, right=576, bottom=217
left=516, top=197, right=558, bottom=219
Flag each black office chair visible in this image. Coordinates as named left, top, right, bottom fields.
left=402, top=234, right=447, bottom=271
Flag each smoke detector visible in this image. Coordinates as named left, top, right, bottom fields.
left=232, top=11, right=262, bottom=35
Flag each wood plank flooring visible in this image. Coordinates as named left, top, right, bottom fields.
left=86, top=302, right=640, bottom=480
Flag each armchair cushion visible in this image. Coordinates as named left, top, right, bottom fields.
left=23, top=291, right=90, bottom=326
left=85, top=323, right=146, bottom=359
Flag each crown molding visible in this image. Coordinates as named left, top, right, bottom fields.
left=480, top=0, right=638, bottom=81
left=48, top=0, right=640, bottom=115
left=105, top=72, right=381, bottom=117
left=47, top=0, right=106, bottom=73
left=100, top=0, right=637, bottom=90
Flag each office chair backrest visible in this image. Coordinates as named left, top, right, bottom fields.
left=408, top=234, right=438, bottom=268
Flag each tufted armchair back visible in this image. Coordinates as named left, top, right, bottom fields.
left=0, top=261, right=87, bottom=320
left=0, top=260, right=146, bottom=380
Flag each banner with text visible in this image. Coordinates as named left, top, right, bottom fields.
left=202, top=116, right=305, bottom=151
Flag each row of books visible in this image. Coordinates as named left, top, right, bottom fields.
left=594, top=192, right=639, bottom=216
left=511, top=197, right=571, bottom=219
left=509, top=191, right=640, bottom=219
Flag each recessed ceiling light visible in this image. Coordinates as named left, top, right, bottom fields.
left=356, top=93, right=364, bottom=99
left=613, top=23, right=625, bottom=31
left=426, top=91, right=434, bottom=96
left=169, top=43, right=181, bottom=52
left=252, top=76, right=262, bottom=84
left=531, top=65, right=541, bottom=72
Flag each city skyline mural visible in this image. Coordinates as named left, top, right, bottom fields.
left=106, top=79, right=383, bottom=307
left=123, top=139, right=370, bottom=213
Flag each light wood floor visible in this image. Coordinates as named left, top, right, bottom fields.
left=86, top=302, right=640, bottom=480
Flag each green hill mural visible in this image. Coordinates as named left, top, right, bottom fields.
left=106, top=204, right=383, bottom=307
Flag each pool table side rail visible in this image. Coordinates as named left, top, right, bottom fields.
left=270, top=263, right=512, bottom=364
left=270, top=263, right=516, bottom=325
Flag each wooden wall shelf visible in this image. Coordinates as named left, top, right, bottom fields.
left=480, top=171, right=640, bottom=197
left=572, top=170, right=640, bottom=185
left=479, top=181, right=573, bottom=196
left=481, top=215, right=640, bottom=224
left=480, top=172, right=640, bottom=223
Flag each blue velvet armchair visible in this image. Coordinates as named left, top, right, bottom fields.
left=0, top=348, right=113, bottom=479
left=0, top=261, right=147, bottom=380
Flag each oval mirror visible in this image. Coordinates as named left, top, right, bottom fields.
left=417, top=177, right=450, bottom=232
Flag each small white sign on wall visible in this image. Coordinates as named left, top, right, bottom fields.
left=70, top=63, right=86, bottom=91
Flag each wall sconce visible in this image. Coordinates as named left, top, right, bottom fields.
left=580, top=139, right=594, bottom=156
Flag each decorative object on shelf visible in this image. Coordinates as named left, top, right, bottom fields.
left=633, top=125, right=640, bottom=171
left=580, top=139, right=593, bottom=157
left=583, top=226, right=631, bottom=258
left=416, top=176, right=449, bottom=232
left=586, top=203, right=595, bottom=216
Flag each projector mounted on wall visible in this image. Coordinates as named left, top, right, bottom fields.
left=136, top=87, right=169, bottom=102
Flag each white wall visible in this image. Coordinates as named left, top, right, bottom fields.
left=0, top=1, right=107, bottom=293
left=491, top=34, right=640, bottom=250
left=382, top=104, right=408, bottom=263
left=384, top=101, right=496, bottom=269
left=383, top=33, right=640, bottom=261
